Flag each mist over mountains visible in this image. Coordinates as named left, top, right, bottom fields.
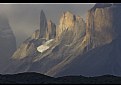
left=1, top=3, right=121, bottom=81
left=0, top=13, right=16, bottom=69
left=0, top=4, right=94, bottom=46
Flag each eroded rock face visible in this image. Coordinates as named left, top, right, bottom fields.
left=12, top=41, right=36, bottom=60
left=5, top=10, right=86, bottom=75
left=31, top=29, right=40, bottom=40
left=12, top=10, right=56, bottom=60
left=86, top=3, right=121, bottom=49
left=46, top=20, right=56, bottom=40
left=7, top=4, right=121, bottom=77
left=48, top=3, right=121, bottom=77
left=39, top=10, right=47, bottom=38
left=56, top=11, right=85, bottom=45
left=29, top=12, right=86, bottom=76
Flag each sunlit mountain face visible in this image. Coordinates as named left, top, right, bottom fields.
left=0, top=3, right=95, bottom=46
left=1, top=3, right=121, bottom=84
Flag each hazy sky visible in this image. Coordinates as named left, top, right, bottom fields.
left=0, top=3, right=95, bottom=47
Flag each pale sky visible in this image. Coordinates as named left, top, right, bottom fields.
left=0, top=3, right=95, bottom=47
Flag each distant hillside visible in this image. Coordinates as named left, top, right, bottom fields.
left=0, top=72, right=121, bottom=84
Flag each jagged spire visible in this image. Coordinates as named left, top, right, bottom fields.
left=40, top=10, right=47, bottom=38
left=46, top=20, right=56, bottom=40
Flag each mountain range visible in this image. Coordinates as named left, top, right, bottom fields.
left=0, top=3, right=121, bottom=79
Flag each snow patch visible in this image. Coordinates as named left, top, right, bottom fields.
left=44, top=39, right=54, bottom=45
left=37, top=39, right=54, bottom=53
left=37, top=45, right=49, bottom=53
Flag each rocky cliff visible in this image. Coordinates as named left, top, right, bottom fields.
left=12, top=10, right=56, bottom=60
left=4, top=10, right=86, bottom=75
left=0, top=13, right=16, bottom=69
left=86, top=3, right=121, bottom=49
left=39, top=10, right=47, bottom=38
left=56, top=11, right=85, bottom=44
left=46, top=20, right=56, bottom=40
left=49, top=3, right=121, bottom=77
left=4, top=3, right=121, bottom=78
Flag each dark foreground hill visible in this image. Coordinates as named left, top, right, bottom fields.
left=1, top=72, right=121, bottom=84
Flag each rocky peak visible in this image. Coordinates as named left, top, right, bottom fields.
left=31, top=29, right=40, bottom=40
left=46, top=20, right=56, bottom=40
left=32, top=11, right=56, bottom=40
left=0, top=13, right=16, bottom=46
left=56, top=11, right=76, bottom=39
left=40, top=10, right=47, bottom=38
left=86, top=3, right=121, bottom=48
left=85, top=3, right=121, bottom=50
left=56, top=11, right=85, bottom=45
left=12, top=10, right=56, bottom=60
left=0, top=13, right=16, bottom=69
left=58, top=11, right=76, bottom=31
